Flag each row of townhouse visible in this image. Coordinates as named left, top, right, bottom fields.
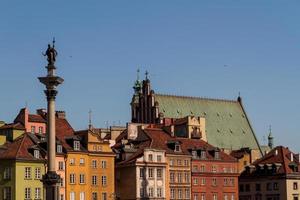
left=0, top=108, right=115, bottom=200
left=113, top=123, right=239, bottom=200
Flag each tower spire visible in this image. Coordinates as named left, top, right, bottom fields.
left=268, top=125, right=274, bottom=149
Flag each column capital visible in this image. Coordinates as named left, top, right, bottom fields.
left=44, top=89, right=58, bottom=101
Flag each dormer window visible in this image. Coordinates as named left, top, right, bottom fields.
left=31, top=126, right=36, bottom=134
left=38, top=127, right=43, bottom=134
left=192, top=150, right=197, bottom=158
left=148, top=154, right=153, bottom=162
left=34, top=150, right=40, bottom=159
left=201, top=151, right=206, bottom=159
left=175, top=144, right=181, bottom=152
left=57, top=145, right=62, bottom=153
left=74, top=141, right=80, bottom=151
left=214, top=151, right=220, bottom=159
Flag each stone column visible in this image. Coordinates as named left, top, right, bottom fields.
left=39, top=62, right=64, bottom=200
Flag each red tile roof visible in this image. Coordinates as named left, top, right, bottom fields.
left=0, top=122, right=25, bottom=130
left=28, top=114, right=46, bottom=123
left=115, top=126, right=237, bottom=165
left=251, top=146, right=300, bottom=174
left=0, top=133, right=45, bottom=161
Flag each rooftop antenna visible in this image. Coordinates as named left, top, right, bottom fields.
left=88, top=109, right=92, bottom=130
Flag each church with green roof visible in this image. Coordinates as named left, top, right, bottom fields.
left=130, top=74, right=262, bottom=158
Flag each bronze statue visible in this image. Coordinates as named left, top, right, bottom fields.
left=43, top=39, right=58, bottom=65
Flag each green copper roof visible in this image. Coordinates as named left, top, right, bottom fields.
left=155, top=94, right=261, bottom=151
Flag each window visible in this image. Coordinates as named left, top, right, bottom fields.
left=34, top=150, right=40, bottom=159
left=294, top=182, right=298, bottom=190
left=224, top=194, right=228, bottom=200
left=178, top=172, right=182, bottom=183
left=212, top=178, right=217, bottom=186
left=70, top=158, right=75, bottom=165
left=157, top=155, right=162, bottom=162
left=212, top=165, right=217, bottom=173
left=273, top=182, right=279, bottom=190
left=25, top=188, right=31, bottom=199
left=70, top=192, right=75, bottom=200
left=184, top=160, right=189, bottom=166
left=35, top=167, right=41, bottom=179
left=140, top=168, right=145, bottom=178
left=31, top=126, right=36, bottom=133
left=79, top=158, right=85, bottom=165
left=192, top=150, right=197, bottom=158
left=184, top=172, right=190, bottom=183
left=224, top=178, right=228, bottom=186
left=193, top=193, right=198, bottom=200
left=148, top=168, right=153, bottom=178
left=266, top=182, right=272, bottom=191
left=239, top=184, right=244, bottom=192
left=38, top=127, right=43, bottom=134
left=245, top=184, right=250, bottom=192
left=201, top=193, right=206, bottom=200
left=178, top=189, right=183, bottom=199
left=201, top=178, right=206, bottom=185
left=193, top=178, right=198, bottom=185
left=92, top=175, right=98, bottom=185
left=57, top=145, right=63, bottom=153
left=74, top=141, right=80, bottom=150
left=201, top=151, right=206, bottom=159
left=177, top=159, right=182, bottom=166
left=70, top=174, right=75, bottom=184
left=3, top=167, right=11, bottom=180
left=148, top=154, right=153, bottom=162
left=215, top=151, right=220, bottom=159
left=58, top=161, right=64, bottom=170
left=213, top=193, right=217, bottom=200
left=193, top=165, right=198, bottom=172
left=101, top=160, right=106, bottom=169
left=231, top=194, right=235, bottom=200
left=35, top=188, right=41, bottom=199
left=175, top=144, right=181, bottom=152
left=92, top=160, right=97, bottom=168
left=101, top=176, right=107, bottom=186
left=3, top=187, right=11, bottom=200
left=157, top=188, right=162, bottom=198
left=80, top=192, right=85, bottom=200
left=171, top=189, right=175, bottom=199
left=140, top=187, right=144, bottom=197
left=92, top=192, right=98, bottom=200
left=200, top=165, right=205, bottom=172
left=170, top=159, right=174, bottom=166
left=185, top=189, right=190, bottom=199
left=148, top=187, right=154, bottom=197
left=25, top=167, right=31, bottom=179
left=157, top=168, right=162, bottom=179
left=101, top=193, right=107, bottom=200
left=170, top=172, right=175, bottom=183
left=79, top=174, right=85, bottom=184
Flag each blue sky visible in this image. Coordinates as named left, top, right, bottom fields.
left=0, top=1, right=299, bottom=152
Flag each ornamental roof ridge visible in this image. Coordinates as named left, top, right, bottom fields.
left=155, top=93, right=237, bottom=103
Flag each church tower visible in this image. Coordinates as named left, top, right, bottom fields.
left=268, top=125, right=274, bottom=149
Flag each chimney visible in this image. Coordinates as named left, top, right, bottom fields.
left=291, top=152, right=294, bottom=162
left=275, top=149, right=278, bottom=156
left=56, top=111, right=66, bottom=119
left=170, top=125, right=175, bottom=137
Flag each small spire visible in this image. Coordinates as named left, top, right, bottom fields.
left=145, top=70, right=149, bottom=80
left=88, top=109, right=92, bottom=130
left=237, top=91, right=242, bottom=102
left=137, top=69, right=140, bottom=81
left=268, top=125, right=274, bottom=149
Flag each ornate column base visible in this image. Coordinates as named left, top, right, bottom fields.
left=42, top=171, right=61, bottom=200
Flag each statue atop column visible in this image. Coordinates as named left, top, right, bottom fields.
left=43, top=38, right=58, bottom=65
